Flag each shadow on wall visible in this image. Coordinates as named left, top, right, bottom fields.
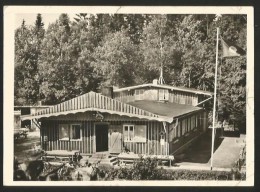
left=175, top=131, right=224, bottom=164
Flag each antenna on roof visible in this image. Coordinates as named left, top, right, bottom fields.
left=158, top=66, right=165, bottom=85
left=158, top=31, right=165, bottom=85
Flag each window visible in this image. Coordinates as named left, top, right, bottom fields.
left=123, top=125, right=134, bottom=141
left=158, top=89, right=169, bottom=101
left=70, top=124, right=81, bottom=140
left=59, top=124, right=82, bottom=141
left=123, top=125, right=146, bottom=142
left=135, top=89, right=144, bottom=100
left=59, top=124, right=70, bottom=140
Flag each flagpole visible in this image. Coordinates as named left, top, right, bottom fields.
left=210, top=27, right=219, bottom=170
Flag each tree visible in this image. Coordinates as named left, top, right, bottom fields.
left=14, top=13, right=246, bottom=130
left=217, top=15, right=247, bottom=131
left=38, top=14, right=78, bottom=104
left=140, top=15, right=183, bottom=85
left=92, top=30, right=141, bottom=87
left=73, top=13, right=88, bottom=22
left=14, top=16, right=45, bottom=105
left=123, top=14, right=150, bottom=44
left=35, top=14, right=44, bottom=30
left=70, top=19, right=102, bottom=94
left=174, top=15, right=215, bottom=90
left=218, top=56, right=246, bottom=131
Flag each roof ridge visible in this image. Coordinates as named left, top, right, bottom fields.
left=114, top=83, right=212, bottom=95
left=28, top=91, right=164, bottom=120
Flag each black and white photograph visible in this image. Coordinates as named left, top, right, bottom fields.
left=3, top=6, right=254, bottom=186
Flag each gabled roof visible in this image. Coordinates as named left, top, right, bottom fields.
left=113, top=83, right=212, bottom=96
left=128, top=100, right=203, bottom=118
left=21, top=91, right=173, bottom=123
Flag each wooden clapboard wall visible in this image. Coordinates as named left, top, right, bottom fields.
left=168, top=110, right=207, bottom=154
left=41, top=120, right=95, bottom=154
left=40, top=117, right=170, bottom=155
left=168, top=90, right=198, bottom=106
left=120, top=121, right=169, bottom=155
left=113, top=88, right=199, bottom=106
left=40, top=111, right=207, bottom=155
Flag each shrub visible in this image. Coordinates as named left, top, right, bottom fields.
left=97, top=157, right=235, bottom=181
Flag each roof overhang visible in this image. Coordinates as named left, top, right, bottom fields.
left=114, top=83, right=213, bottom=96
left=21, top=107, right=173, bottom=123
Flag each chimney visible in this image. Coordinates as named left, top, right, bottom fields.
left=153, top=79, right=158, bottom=85
left=100, top=86, right=113, bottom=98
left=36, top=101, right=42, bottom=106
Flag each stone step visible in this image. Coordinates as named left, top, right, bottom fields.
left=88, top=156, right=118, bottom=166
left=91, top=154, right=110, bottom=159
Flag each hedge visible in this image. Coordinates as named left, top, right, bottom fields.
left=96, top=157, right=245, bottom=181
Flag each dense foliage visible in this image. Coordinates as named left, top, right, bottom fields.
left=14, top=14, right=247, bottom=129
left=97, top=157, right=244, bottom=181
left=14, top=157, right=245, bottom=181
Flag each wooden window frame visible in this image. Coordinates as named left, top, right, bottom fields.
left=58, top=123, right=82, bottom=141
left=135, top=89, right=144, bottom=100
left=123, top=124, right=147, bottom=143
left=70, top=124, right=82, bottom=141
left=158, top=89, right=169, bottom=101
left=123, top=124, right=135, bottom=142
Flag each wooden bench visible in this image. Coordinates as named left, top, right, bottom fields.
left=42, top=150, right=80, bottom=162
left=118, top=153, right=175, bottom=166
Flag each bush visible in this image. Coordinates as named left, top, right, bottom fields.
left=97, top=157, right=235, bottom=180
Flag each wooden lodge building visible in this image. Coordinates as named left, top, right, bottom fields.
left=21, top=80, right=212, bottom=158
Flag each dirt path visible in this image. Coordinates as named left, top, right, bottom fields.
left=176, top=133, right=245, bottom=169
left=212, top=135, right=245, bottom=168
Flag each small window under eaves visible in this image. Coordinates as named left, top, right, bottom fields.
left=158, top=89, right=169, bottom=101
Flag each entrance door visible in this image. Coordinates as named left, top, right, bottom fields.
left=95, top=124, right=108, bottom=152
left=109, top=130, right=122, bottom=153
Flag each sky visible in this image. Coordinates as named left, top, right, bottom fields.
left=15, top=13, right=76, bottom=29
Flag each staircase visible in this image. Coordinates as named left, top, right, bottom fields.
left=88, top=152, right=118, bottom=166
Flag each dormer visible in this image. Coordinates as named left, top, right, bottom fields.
left=113, top=81, right=213, bottom=106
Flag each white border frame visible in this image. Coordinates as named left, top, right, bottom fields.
left=4, top=6, right=254, bottom=186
